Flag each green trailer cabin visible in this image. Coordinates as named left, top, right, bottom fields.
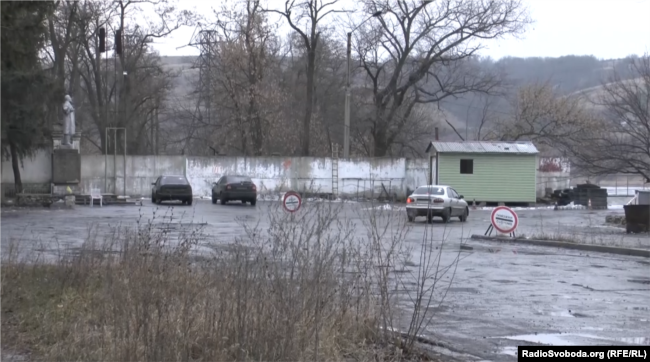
left=425, top=141, right=539, bottom=206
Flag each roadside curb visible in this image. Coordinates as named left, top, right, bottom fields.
left=469, top=234, right=650, bottom=258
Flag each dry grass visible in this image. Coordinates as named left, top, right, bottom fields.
left=1, top=200, right=455, bottom=362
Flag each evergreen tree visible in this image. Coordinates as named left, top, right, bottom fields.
left=1, top=1, right=56, bottom=193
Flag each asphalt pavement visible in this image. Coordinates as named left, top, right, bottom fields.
left=2, top=200, right=649, bottom=361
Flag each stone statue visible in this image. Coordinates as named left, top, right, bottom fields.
left=62, top=94, right=75, bottom=145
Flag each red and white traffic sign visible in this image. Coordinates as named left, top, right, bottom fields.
left=283, top=191, right=302, bottom=213
left=490, top=206, right=519, bottom=234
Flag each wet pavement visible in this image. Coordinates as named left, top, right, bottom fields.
left=2, top=200, right=649, bottom=361
left=393, top=240, right=650, bottom=360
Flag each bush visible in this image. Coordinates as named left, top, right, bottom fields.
left=2, top=199, right=463, bottom=361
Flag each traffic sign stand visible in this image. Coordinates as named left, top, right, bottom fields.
left=485, top=206, right=519, bottom=237
left=484, top=224, right=517, bottom=238
left=283, top=191, right=302, bottom=215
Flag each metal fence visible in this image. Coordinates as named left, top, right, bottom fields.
left=569, top=174, right=650, bottom=197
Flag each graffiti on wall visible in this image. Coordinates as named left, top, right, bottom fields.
left=538, top=157, right=570, bottom=173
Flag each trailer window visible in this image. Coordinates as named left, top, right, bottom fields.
left=460, top=159, right=474, bottom=174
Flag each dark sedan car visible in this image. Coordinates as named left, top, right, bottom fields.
left=152, top=175, right=193, bottom=205
left=212, top=175, right=257, bottom=206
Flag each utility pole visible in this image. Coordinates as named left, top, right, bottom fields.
left=343, top=32, right=351, bottom=158
left=343, top=11, right=384, bottom=158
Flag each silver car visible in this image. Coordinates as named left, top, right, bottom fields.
left=406, top=185, right=469, bottom=223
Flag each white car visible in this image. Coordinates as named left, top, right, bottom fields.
left=406, top=185, right=469, bottom=223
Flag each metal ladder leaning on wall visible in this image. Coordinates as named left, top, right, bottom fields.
left=332, top=144, right=339, bottom=199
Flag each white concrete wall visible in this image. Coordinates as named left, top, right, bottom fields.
left=81, top=155, right=186, bottom=196
left=405, top=158, right=430, bottom=194
left=538, top=157, right=571, bottom=173
left=1, top=154, right=431, bottom=199
left=2, top=152, right=575, bottom=201
left=537, top=157, right=571, bottom=198
left=188, top=157, right=422, bottom=199
left=338, top=158, right=407, bottom=198
left=1, top=149, right=51, bottom=184
left=537, top=172, right=570, bottom=197
left=186, top=157, right=334, bottom=198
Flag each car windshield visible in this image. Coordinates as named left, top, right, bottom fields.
left=227, top=176, right=252, bottom=183
left=161, top=176, right=188, bottom=185
left=414, top=186, right=445, bottom=195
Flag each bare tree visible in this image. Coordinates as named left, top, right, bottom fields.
left=281, top=32, right=347, bottom=156
left=265, top=0, right=348, bottom=156
left=70, top=0, right=193, bottom=154
left=488, top=82, right=594, bottom=153
left=353, top=0, right=529, bottom=156
left=46, top=1, right=83, bottom=127
left=350, top=87, right=439, bottom=156
left=566, top=54, right=650, bottom=181
left=194, top=0, right=287, bottom=156
left=169, top=0, right=292, bottom=157
left=475, top=95, right=497, bottom=141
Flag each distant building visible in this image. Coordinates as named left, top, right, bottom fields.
left=425, top=141, right=539, bottom=205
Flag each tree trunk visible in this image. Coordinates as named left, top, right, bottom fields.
left=373, top=127, right=389, bottom=157
left=302, top=51, right=316, bottom=156
left=9, top=139, right=23, bottom=194
left=0, top=153, right=5, bottom=201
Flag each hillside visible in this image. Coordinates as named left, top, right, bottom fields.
left=158, top=54, right=640, bottom=142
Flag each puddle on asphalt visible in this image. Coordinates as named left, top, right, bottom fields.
left=628, top=279, right=650, bottom=285
left=447, top=287, right=480, bottom=294
left=497, top=346, right=518, bottom=356
left=617, top=337, right=650, bottom=344
left=502, top=333, right=602, bottom=345
left=502, top=334, right=650, bottom=346
left=491, top=279, right=517, bottom=284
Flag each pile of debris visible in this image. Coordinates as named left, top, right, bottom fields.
left=605, top=214, right=626, bottom=225
left=549, top=183, right=608, bottom=209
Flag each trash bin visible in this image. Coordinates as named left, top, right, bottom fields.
left=623, top=204, right=650, bottom=234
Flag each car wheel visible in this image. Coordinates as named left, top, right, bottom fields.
left=211, top=193, right=216, bottom=204
left=151, top=192, right=155, bottom=203
left=187, top=198, right=193, bottom=206
left=459, top=207, right=468, bottom=222
left=407, top=214, right=414, bottom=222
left=220, top=193, right=227, bottom=205
left=250, top=198, right=256, bottom=206
left=441, top=208, right=451, bottom=223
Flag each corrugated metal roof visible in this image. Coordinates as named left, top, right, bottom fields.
left=426, top=141, right=539, bottom=154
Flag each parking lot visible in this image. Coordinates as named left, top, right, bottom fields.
left=2, top=200, right=649, bottom=361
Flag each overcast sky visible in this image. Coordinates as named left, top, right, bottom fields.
left=150, top=0, right=650, bottom=60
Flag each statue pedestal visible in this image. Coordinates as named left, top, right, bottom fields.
left=52, top=131, right=81, bottom=151
left=64, top=195, right=76, bottom=208
left=51, top=132, right=82, bottom=193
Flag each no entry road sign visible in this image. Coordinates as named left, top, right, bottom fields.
left=283, top=191, right=302, bottom=213
left=490, top=206, right=519, bottom=234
